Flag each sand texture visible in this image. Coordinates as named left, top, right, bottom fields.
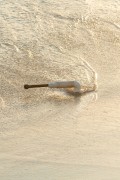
left=0, top=0, right=120, bottom=179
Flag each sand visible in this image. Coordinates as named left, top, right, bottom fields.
left=0, top=0, right=120, bottom=179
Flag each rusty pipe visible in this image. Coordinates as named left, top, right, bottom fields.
left=24, top=81, right=81, bottom=93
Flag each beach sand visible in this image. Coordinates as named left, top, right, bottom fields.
left=0, top=0, right=120, bottom=179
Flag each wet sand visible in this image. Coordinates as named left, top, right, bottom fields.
left=0, top=0, right=120, bottom=179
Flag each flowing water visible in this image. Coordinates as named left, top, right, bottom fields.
left=0, top=0, right=120, bottom=179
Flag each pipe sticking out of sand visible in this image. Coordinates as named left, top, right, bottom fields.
left=24, top=84, right=48, bottom=89
left=24, top=81, right=81, bottom=93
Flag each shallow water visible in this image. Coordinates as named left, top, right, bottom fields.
left=1, top=0, right=120, bottom=179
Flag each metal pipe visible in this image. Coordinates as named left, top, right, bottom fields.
left=24, top=84, right=48, bottom=89
left=24, top=81, right=81, bottom=93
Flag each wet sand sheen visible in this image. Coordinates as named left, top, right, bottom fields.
left=0, top=0, right=120, bottom=179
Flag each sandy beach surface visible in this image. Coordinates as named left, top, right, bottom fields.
left=0, top=0, right=120, bottom=179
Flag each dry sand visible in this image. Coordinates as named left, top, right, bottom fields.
left=0, top=0, right=120, bottom=179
